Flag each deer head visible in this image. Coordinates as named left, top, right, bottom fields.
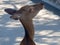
left=10, top=3, right=43, bottom=20
left=5, top=3, right=44, bottom=45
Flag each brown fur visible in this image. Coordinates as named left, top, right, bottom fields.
left=6, top=3, right=43, bottom=45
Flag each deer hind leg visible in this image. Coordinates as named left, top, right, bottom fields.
left=5, top=8, right=17, bottom=15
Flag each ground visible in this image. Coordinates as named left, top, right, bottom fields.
left=0, top=0, right=60, bottom=45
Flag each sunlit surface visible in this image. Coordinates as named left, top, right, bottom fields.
left=0, top=0, right=60, bottom=45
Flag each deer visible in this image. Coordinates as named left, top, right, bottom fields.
left=4, top=3, right=43, bottom=45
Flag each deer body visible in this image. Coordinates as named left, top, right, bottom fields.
left=5, top=3, right=43, bottom=45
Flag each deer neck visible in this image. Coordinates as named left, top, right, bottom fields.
left=20, top=19, right=34, bottom=39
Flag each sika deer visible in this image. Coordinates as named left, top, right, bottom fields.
left=5, top=3, right=43, bottom=45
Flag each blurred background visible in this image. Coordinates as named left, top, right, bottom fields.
left=0, top=0, right=60, bottom=45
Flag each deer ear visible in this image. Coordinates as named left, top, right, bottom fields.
left=5, top=8, right=17, bottom=15
left=29, top=7, right=34, bottom=13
